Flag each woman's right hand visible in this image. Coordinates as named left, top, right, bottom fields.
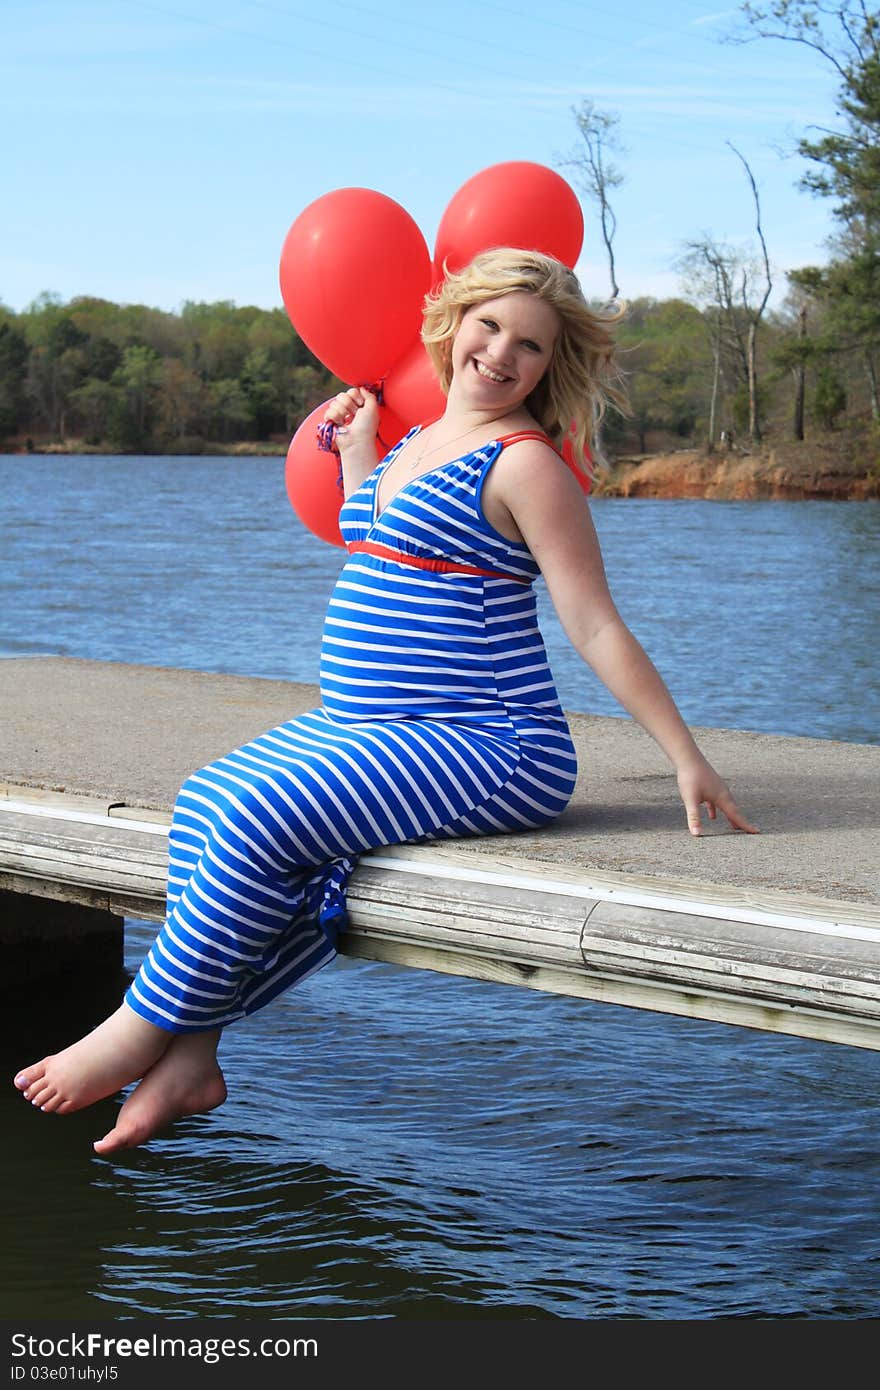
left=323, top=387, right=379, bottom=450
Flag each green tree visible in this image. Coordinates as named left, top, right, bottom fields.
left=0, top=311, right=28, bottom=438
left=286, top=364, right=328, bottom=433
left=207, top=378, right=250, bottom=442
left=157, top=359, right=205, bottom=443
left=617, top=298, right=709, bottom=450
left=813, top=365, right=848, bottom=426
left=770, top=291, right=815, bottom=439
left=69, top=379, right=119, bottom=445
left=241, top=347, right=282, bottom=436
left=21, top=293, right=89, bottom=436
left=111, top=345, right=161, bottom=448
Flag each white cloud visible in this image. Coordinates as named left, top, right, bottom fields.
left=689, top=9, right=738, bottom=27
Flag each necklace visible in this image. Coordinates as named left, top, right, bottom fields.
left=406, top=423, right=487, bottom=471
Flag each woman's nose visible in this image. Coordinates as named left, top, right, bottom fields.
left=487, top=336, right=513, bottom=366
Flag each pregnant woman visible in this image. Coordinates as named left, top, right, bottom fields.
left=14, top=248, right=756, bottom=1154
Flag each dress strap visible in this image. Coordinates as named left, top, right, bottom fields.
left=494, top=430, right=565, bottom=459
left=346, top=540, right=529, bottom=583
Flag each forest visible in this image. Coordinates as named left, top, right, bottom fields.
left=0, top=295, right=337, bottom=455
left=0, top=2, right=877, bottom=473
left=0, top=286, right=869, bottom=461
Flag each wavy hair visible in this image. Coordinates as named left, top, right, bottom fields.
left=421, top=248, right=628, bottom=475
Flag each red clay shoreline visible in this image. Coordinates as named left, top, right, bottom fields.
left=593, top=446, right=880, bottom=500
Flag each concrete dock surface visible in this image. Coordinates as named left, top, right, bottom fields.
left=2, top=655, right=877, bottom=907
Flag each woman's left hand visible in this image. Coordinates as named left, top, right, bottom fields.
left=676, top=754, right=759, bottom=837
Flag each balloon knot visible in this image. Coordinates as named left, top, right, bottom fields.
left=316, top=420, right=339, bottom=454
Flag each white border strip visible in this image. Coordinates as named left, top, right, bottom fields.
left=362, top=854, right=880, bottom=946
left=4, top=799, right=878, bottom=946
left=0, top=799, right=170, bottom=836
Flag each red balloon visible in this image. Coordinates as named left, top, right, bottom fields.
left=383, top=339, right=446, bottom=428
left=562, top=432, right=592, bottom=495
left=285, top=402, right=346, bottom=547
left=433, top=162, right=584, bottom=280
left=279, top=189, right=431, bottom=383
left=285, top=400, right=411, bottom=547
left=375, top=403, right=410, bottom=456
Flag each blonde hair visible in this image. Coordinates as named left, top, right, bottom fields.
left=421, top=248, right=628, bottom=476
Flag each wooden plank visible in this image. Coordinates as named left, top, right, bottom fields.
left=0, top=809, right=167, bottom=901
left=4, top=794, right=880, bottom=1050
left=369, top=843, right=880, bottom=934
left=581, top=900, right=880, bottom=1015
left=0, top=871, right=116, bottom=915
left=344, top=936, right=880, bottom=1052
left=347, top=862, right=591, bottom=972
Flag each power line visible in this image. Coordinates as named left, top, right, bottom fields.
left=118, top=0, right=825, bottom=173
left=246, top=0, right=557, bottom=73
left=120, top=0, right=521, bottom=96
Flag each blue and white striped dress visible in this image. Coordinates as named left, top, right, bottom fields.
left=125, top=429, right=579, bottom=1032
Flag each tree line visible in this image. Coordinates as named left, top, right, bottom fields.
left=0, top=279, right=869, bottom=458
left=0, top=295, right=338, bottom=453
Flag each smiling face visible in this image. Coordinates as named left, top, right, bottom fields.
left=449, top=291, right=560, bottom=413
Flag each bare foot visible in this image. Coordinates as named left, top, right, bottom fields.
left=13, top=1003, right=172, bottom=1114
left=94, top=1030, right=226, bottom=1155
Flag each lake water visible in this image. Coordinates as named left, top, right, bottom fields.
left=1, top=454, right=879, bottom=1320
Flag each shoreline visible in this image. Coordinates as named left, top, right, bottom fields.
left=5, top=438, right=879, bottom=500
left=593, top=442, right=880, bottom=501
left=2, top=440, right=288, bottom=458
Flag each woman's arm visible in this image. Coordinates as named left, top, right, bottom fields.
left=322, top=388, right=380, bottom=498
left=497, top=443, right=758, bottom=836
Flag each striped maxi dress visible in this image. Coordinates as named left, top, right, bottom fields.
left=125, top=428, right=579, bottom=1032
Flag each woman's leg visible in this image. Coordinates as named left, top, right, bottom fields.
left=13, top=712, right=569, bottom=1150
left=12, top=716, right=366, bottom=1136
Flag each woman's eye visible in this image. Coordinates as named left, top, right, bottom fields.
left=523, top=340, right=541, bottom=352
left=480, top=319, right=498, bottom=330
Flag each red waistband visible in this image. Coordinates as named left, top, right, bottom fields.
left=346, top=539, right=529, bottom=583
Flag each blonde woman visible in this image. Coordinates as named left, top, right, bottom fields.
left=14, top=249, right=757, bottom=1154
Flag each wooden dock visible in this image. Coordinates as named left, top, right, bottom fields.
left=2, top=656, right=879, bottom=1050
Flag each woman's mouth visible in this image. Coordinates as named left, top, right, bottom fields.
left=473, top=358, right=512, bottom=384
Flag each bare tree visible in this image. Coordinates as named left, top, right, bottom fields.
left=678, top=238, right=744, bottom=450
left=705, top=259, right=728, bottom=452
left=793, top=302, right=809, bottom=439
left=727, top=4, right=880, bottom=420
left=679, top=145, right=773, bottom=448
left=560, top=101, right=624, bottom=302
left=728, top=143, right=773, bottom=443
left=730, top=1, right=878, bottom=84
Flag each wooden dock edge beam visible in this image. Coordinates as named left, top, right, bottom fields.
left=2, top=790, right=880, bottom=1052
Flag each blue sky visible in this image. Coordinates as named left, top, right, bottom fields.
left=4, top=0, right=842, bottom=314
